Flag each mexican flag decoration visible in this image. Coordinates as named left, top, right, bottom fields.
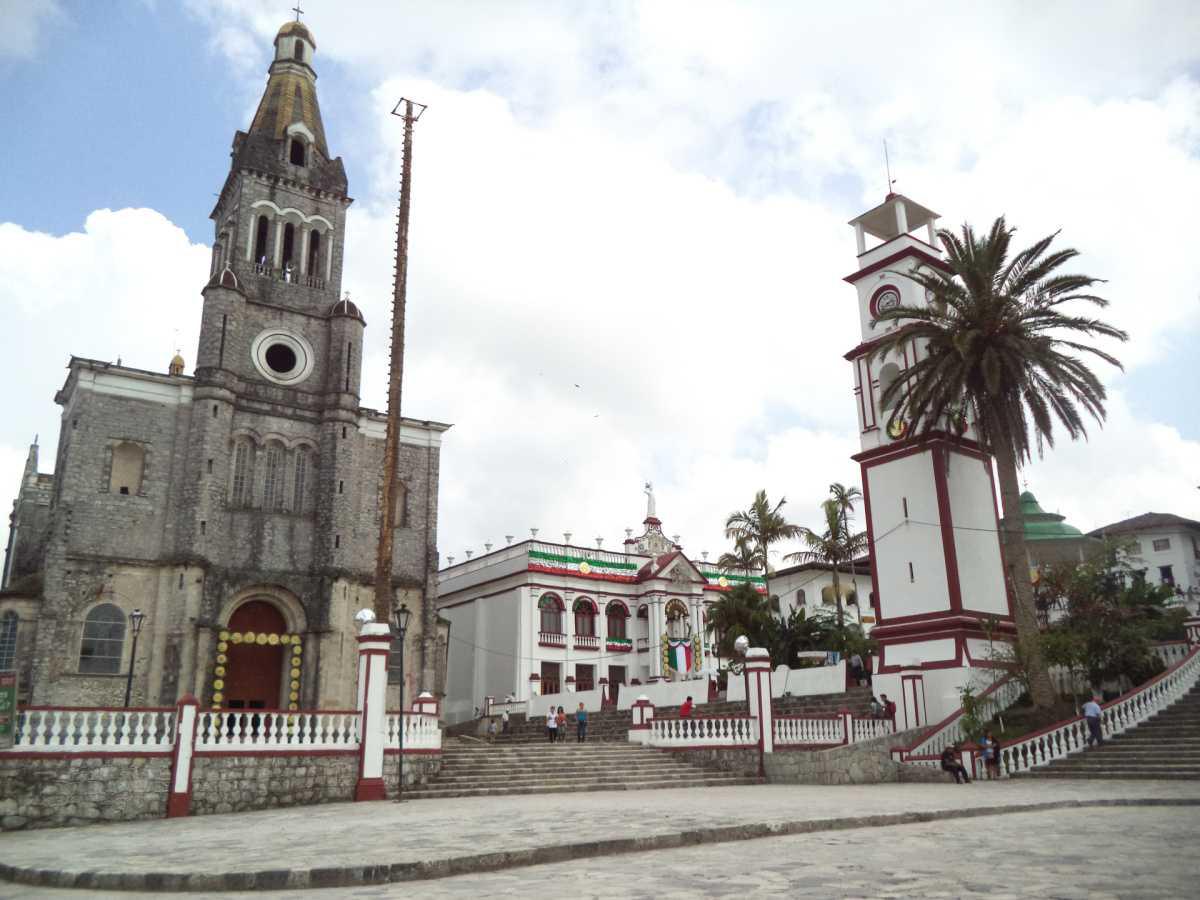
left=667, top=639, right=693, bottom=673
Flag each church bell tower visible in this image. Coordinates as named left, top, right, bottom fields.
left=843, top=193, right=1014, bottom=729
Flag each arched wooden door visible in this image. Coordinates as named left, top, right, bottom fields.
left=224, top=600, right=287, bottom=709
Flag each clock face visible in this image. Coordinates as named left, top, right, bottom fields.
left=870, top=285, right=901, bottom=318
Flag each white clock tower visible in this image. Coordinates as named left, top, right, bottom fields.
left=844, top=193, right=1014, bottom=729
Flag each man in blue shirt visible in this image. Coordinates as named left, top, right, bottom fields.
left=576, top=703, right=588, bottom=743
left=1082, top=697, right=1104, bottom=746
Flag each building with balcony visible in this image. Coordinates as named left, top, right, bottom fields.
left=436, top=489, right=765, bottom=724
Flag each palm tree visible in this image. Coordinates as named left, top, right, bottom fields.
left=716, top=536, right=760, bottom=574
left=724, top=490, right=802, bottom=607
left=828, top=482, right=862, bottom=544
left=872, top=217, right=1127, bottom=709
left=704, top=582, right=772, bottom=658
left=787, top=498, right=869, bottom=628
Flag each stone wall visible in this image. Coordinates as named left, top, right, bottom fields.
left=0, top=756, right=170, bottom=831
left=1, top=750, right=443, bottom=831
left=763, top=728, right=954, bottom=785
left=190, top=753, right=359, bottom=815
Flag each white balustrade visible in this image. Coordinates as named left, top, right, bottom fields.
left=773, top=716, right=845, bottom=747
left=903, top=676, right=1024, bottom=760
left=1001, top=645, right=1200, bottom=778
left=14, top=708, right=176, bottom=752
left=384, top=712, right=442, bottom=751
left=647, top=716, right=757, bottom=748
left=1153, top=641, right=1190, bottom=668
left=194, top=709, right=360, bottom=751
left=851, top=717, right=896, bottom=742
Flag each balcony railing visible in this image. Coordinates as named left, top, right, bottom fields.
left=538, top=631, right=566, bottom=648
left=252, top=261, right=325, bottom=290
left=574, top=634, right=599, bottom=651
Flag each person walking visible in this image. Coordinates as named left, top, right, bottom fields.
left=547, top=705, right=558, bottom=743
left=882, top=694, right=897, bottom=722
left=1082, top=696, right=1104, bottom=747
left=870, top=696, right=884, bottom=719
left=556, top=706, right=567, bottom=745
left=576, top=703, right=588, bottom=743
left=982, top=730, right=1002, bottom=779
left=680, top=696, right=694, bottom=718
left=940, top=744, right=971, bottom=784
left=501, top=707, right=510, bottom=736
left=849, top=652, right=864, bottom=686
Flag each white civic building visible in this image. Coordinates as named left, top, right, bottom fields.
left=1090, top=512, right=1200, bottom=613
left=436, top=487, right=765, bottom=724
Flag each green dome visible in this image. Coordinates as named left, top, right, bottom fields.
left=1020, top=491, right=1084, bottom=541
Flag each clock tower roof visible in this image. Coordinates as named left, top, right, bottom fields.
left=849, top=193, right=940, bottom=242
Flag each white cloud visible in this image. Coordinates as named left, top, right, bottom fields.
left=0, top=0, right=64, bottom=61
left=2, top=2, right=1198, bottom=573
left=0, top=209, right=210, bottom=553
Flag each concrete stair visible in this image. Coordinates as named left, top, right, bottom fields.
left=404, top=739, right=759, bottom=800
left=1022, top=685, right=1200, bottom=780
left=494, top=686, right=875, bottom=745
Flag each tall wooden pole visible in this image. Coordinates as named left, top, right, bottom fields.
left=373, top=99, right=423, bottom=626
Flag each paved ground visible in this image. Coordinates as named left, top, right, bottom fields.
left=1, top=805, right=1193, bottom=898
left=1, top=781, right=1197, bottom=893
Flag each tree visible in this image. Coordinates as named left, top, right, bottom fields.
left=704, top=582, right=774, bottom=658
left=716, top=536, right=759, bottom=574
left=724, top=490, right=802, bottom=606
left=787, top=496, right=869, bottom=628
left=872, top=217, right=1127, bottom=709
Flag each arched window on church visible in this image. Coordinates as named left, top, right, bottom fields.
left=292, top=449, right=309, bottom=513
left=307, top=230, right=322, bottom=278
left=231, top=441, right=254, bottom=508
left=253, top=215, right=270, bottom=266
left=109, top=441, right=145, bottom=496
left=281, top=223, right=296, bottom=269
left=0, top=610, right=18, bottom=670
left=262, top=443, right=285, bottom=511
left=78, top=603, right=126, bottom=675
left=289, top=138, right=306, bottom=167
left=394, top=480, right=410, bottom=528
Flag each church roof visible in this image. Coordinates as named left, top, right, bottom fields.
left=328, top=297, right=365, bottom=323
left=1018, top=490, right=1086, bottom=541
left=277, top=20, right=315, bottom=47
left=249, top=69, right=330, bottom=159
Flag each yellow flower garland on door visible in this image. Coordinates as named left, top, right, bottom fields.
left=209, top=630, right=303, bottom=711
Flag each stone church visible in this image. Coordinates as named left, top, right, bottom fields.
left=0, top=20, right=450, bottom=712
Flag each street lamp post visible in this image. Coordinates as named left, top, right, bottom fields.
left=123, top=608, right=146, bottom=708
left=391, top=603, right=411, bottom=803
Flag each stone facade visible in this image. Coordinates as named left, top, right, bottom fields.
left=0, top=756, right=171, bottom=831
left=0, top=751, right=443, bottom=831
left=0, top=20, right=450, bottom=711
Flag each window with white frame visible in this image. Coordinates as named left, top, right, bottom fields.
left=78, top=604, right=126, bottom=675
left=1152, top=538, right=1171, bottom=552
left=0, top=611, right=17, bottom=670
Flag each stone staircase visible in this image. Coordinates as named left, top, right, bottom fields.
left=495, top=686, right=875, bottom=745
left=1023, top=685, right=1200, bottom=780
left=403, top=739, right=760, bottom=800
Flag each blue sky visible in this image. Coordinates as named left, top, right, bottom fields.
left=1, top=1, right=1198, bottom=560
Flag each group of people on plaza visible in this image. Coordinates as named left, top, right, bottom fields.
left=940, top=730, right=1004, bottom=784
left=546, top=703, right=589, bottom=743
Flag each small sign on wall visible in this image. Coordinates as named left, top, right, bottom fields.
left=0, top=670, right=16, bottom=749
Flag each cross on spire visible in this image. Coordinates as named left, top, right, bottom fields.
left=292, top=3, right=304, bottom=22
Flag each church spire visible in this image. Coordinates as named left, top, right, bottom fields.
left=246, top=19, right=330, bottom=159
